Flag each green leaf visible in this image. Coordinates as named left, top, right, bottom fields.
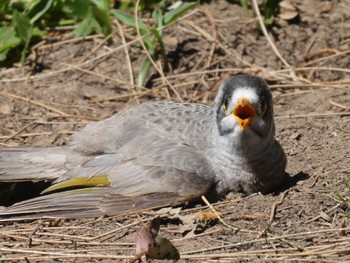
left=69, top=0, right=91, bottom=19
left=24, top=0, right=42, bottom=15
left=91, top=3, right=112, bottom=35
left=12, top=10, right=33, bottom=64
left=112, top=9, right=149, bottom=35
left=163, top=2, right=196, bottom=25
left=90, top=0, right=110, bottom=13
left=74, top=16, right=100, bottom=36
left=137, top=57, right=152, bottom=86
left=154, top=235, right=180, bottom=260
left=263, top=0, right=279, bottom=25
left=0, top=26, right=21, bottom=52
left=240, top=0, right=250, bottom=13
left=346, top=179, right=350, bottom=190
left=32, top=26, right=47, bottom=37
left=30, top=0, right=54, bottom=24
left=152, top=7, right=164, bottom=28
left=59, top=19, right=76, bottom=26
left=0, top=26, right=21, bottom=61
left=149, top=27, right=162, bottom=43
left=0, top=50, right=9, bottom=61
left=12, top=10, right=32, bottom=43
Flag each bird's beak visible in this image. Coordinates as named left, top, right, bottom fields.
left=232, top=98, right=256, bottom=130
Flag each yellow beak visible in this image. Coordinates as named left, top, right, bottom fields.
left=232, top=98, right=256, bottom=130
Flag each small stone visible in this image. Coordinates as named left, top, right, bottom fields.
left=290, top=133, right=301, bottom=140
left=0, top=103, right=12, bottom=115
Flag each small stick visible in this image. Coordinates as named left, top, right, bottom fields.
left=302, top=49, right=350, bottom=67
left=201, top=195, right=256, bottom=234
left=79, top=33, right=113, bottom=63
left=275, top=112, right=350, bottom=119
left=134, top=0, right=183, bottom=102
left=3, top=123, right=35, bottom=143
left=0, top=92, right=69, bottom=116
left=114, top=20, right=139, bottom=104
left=329, top=99, right=350, bottom=110
left=0, top=92, right=99, bottom=121
left=256, top=191, right=288, bottom=239
left=26, top=220, right=43, bottom=247
left=61, top=63, right=135, bottom=90
left=251, top=0, right=290, bottom=68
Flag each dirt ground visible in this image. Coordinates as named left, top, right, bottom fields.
left=0, top=0, right=350, bottom=261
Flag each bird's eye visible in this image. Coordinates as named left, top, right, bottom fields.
left=223, top=98, right=228, bottom=114
left=261, top=101, right=268, bottom=115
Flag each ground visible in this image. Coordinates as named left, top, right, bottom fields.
left=0, top=0, right=350, bottom=261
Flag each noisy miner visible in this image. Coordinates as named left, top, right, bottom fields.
left=0, top=75, right=287, bottom=220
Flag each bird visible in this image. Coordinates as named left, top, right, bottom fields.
left=0, top=75, right=287, bottom=221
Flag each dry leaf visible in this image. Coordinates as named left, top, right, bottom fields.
left=0, top=103, right=12, bottom=115
left=135, top=217, right=160, bottom=256
left=196, top=211, right=222, bottom=221
left=279, top=0, right=298, bottom=20
left=135, top=217, right=179, bottom=261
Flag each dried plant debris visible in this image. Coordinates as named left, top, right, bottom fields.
left=133, top=217, right=180, bottom=262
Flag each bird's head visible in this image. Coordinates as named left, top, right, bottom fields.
left=215, top=75, right=275, bottom=140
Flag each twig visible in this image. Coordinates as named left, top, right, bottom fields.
left=0, top=92, right=69, bottom=116
left=251, top=0, right=290, bottom=68
left=201, top=195, right=259, bottom=234
left=256, top=191, right=288, bottom=239
left=95, top=87, right=165, bottom=103
left=79, top=33, right=113, bottom=63
left=61, top=62, right=137, bottom=90
left=182, top=227, right=350, bottom=255
left=201, top=194, right=303, bottom=251
left=114, top=19, right=139, bottom=104
left=305, top=204, right=341, bottom=224
left=36, top=34, right=105, bottom=50
left=277, top=66, right=350, bottom=75
left=195, top=8, right=217, bottom=90
left=3, top=123, right=35, bottom=143
left=275, top=112, right=350, bottom=119
left=134, top=0, right=182, bottom=102
left=0, top=92, right=99, bottom=121
left=0, top=247, right=131, bottom=260
left=26, top=220, right=43, bottom=247
left=304, top=48, right=340, bottom=59
left=0, top=131, right=73, bottom=140
left=329, top=99, right=350, bottom=110
left=302, top=49, right=350, bottom=67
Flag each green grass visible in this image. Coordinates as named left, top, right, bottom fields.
left=336, top=175, right=350, bottom=215
left=113, top=0, right=196, bottom=86
left=0, top=0, right=197, bottom=84
left=0, top=0, right=112, bottom=64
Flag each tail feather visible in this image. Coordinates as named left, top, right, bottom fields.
left=0, top=146, right=86, bottom=182
left=0, top=187, right=112, bottom=221
left=0, top=186, right=185, bottom=222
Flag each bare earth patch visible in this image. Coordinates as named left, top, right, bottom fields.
left=0, top=0, right=350, bottom=261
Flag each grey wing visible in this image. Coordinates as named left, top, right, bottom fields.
left=0, top=146, right=88, bottom=182
left=69, top=131, right=217, bottom=216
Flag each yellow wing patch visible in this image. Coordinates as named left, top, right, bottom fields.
left=42, top=175, right=110, bottom=194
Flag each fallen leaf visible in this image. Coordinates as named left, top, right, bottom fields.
left=153, top=235, right=180, bottom=260
left=0, top=103, right=12, bottom=115
left=135, top=217, right=180, bottom=261
left=279, top=0, right=298, bottom=20
left=196, top=211, right=222, bottom=221
left=135, top=217, right=160, bottom=256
